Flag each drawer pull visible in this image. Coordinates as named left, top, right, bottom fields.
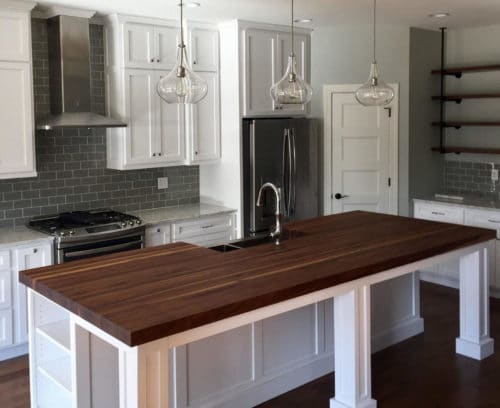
left=201, top=225, right=214, bottom=229
left=431, top=211, right=445, bottom=216
left=488, top=219, right=500, bottom=224
left=156, top=228, right=161, bottom=233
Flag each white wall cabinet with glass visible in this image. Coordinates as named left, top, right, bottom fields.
left=0, top=239, right=53, bottom=361
left=0, top=1, right=37, bottom=180
left=105, top=14, right=221, bottom=170
left=239, top=22, right=311, bottom=117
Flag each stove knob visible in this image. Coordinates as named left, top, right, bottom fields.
left=121, top=222, right=127, bottom=227
left=128, top=220, right=134, bottom=226
left=69, top=230, right=75, bottom=235
left=59, top=231, right=67, bottom=237
left=135, top=219, right=142, bottom=225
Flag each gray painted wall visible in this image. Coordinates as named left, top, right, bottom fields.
left=408, top=27, right=443, bottom=203
left=310, top=24, right=411, bottom=215
left=0, top=20, right=199, bottom=229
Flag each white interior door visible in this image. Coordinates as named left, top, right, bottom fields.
left=324, top=85, right=398, bottom=215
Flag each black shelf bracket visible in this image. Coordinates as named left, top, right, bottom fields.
left=439, top=27, right=447, bottom=154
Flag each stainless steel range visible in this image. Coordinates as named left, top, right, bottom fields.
left=28, top=210, right=145, bottom=264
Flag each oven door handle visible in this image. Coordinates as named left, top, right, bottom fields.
left=64, top=240, right=143, bottom=259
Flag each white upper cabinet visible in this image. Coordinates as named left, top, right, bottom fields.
left=240, top=23, right=311, bottom=117
left=0, top=8, right=32, bottom=62
left=105, top=14, right=221, bottom=169
left=0, top=2, right=36, bottom=180
left=188, top=27, right=219, bottom=72
left=123, top=22, right=178, bottom=69
left=243, top=28, right=278, bottom=116
left=186, top=71, right=221, bottom=162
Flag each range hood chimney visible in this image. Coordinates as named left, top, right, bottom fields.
left=37, top=15, right=126, bottom=130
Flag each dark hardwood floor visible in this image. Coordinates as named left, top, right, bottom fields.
left=2, top=282, right=500, bottom=407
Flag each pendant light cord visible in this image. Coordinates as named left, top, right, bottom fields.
left=373, top=0, right=376, bottom=63
left=180, top=0, right=184, bottom=66
left=291, top=0, right=295, bottom=56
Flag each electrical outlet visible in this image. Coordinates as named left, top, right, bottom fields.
left=492, top=169, right=499, bottom=182
left=158, top=177, right=169, bottom=189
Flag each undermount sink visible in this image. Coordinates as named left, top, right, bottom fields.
left=209, top=231, right=302, bottom=253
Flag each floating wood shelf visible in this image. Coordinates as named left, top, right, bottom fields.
left=432, top=121, right=500, bottom=129
left=431, top=64, right=500, bottom=77
left=432, top=146, right=500, bottom=155
left=432, top=94, right=500, bottom=102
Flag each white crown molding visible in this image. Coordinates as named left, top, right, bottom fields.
left=32, top=5, right=95, bottom=19
left=0, top=0, right=36, bottom=12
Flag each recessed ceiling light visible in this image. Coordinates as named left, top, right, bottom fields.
left=294, top=18, right=313, bottom=23
left=179, top=1, right=201, bottom=7
left=429, top=12, right=450, bottom=18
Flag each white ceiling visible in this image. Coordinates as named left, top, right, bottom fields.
left=33, top=0, right=500, bottom=29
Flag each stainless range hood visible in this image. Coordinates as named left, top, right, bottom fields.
left=37, top=15, right=126, bottom=130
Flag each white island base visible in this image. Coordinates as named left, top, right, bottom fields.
left=27, top=240, right=494, bottom=408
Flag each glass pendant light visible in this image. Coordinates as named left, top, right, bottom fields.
left=157, top=0, right=208, bottom=104
left=270, top=0, right=312, bottom=105
left=355, top=0, right=394, bottom=107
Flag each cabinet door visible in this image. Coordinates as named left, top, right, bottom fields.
left=154, top=26, right=178, bottom=70
left=243, top=28, right=278, bottom=116
left=276, top=32, right=310, bottom=115
left=0, top=61, right=35, bottom=179
left=156, top=72, right=186, bottom=164
left=123, top=23, right=156, bottom=68
left=187, top=72, right=221, bottom=162
left=145, top=224, right=172, bottom=247
left=0, top=271, right=12, bottom=310
left=0, top=309, right=13, bottom=348
left=124, top=69, right=158, bottom=166
left=189, top=27, right=219, bottom=72
left=14, top=244, right=53, bottom=344
left=0, top=11, right=31, bottom=62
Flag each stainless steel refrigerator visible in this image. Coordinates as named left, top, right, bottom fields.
left=243, top=118, right=319, bottom=236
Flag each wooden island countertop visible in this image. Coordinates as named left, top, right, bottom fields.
left=20, top=211, right=495, bottom=347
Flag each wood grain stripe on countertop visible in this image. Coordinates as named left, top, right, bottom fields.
left=20, top=211, right=496, bottom=346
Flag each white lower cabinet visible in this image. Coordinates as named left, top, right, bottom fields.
left=414, top=200, right=500, bottom=293
left=145, top=223, right=172, bottom=247
left=0, top=239, right=53, bottom=361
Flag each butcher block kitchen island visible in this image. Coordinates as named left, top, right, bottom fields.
left=20, top=211, right=496, bottom=408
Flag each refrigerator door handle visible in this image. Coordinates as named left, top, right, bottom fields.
left=290, top=128, right=297, bottom=217
left=287, top=129, right=293, bottom=217
left=282, top=129, right=289, bottom=216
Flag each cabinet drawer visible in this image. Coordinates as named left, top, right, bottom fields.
left=0, top=270, right=11, bottom=310
left=180, top=230, right=235, bottom=248
left=414, top=203, right=464, bottom=224
left=173, top=215, right=235, bottom=240
left=0, top=251, right=10, bottom=271
left=465, top=209, right=500, bottom=234
left=0, top=309, right=13, bottom=348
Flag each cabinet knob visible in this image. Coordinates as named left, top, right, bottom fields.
left=152, top=153, right=157, bottom=157
left=157, top=59, right=160, bottom=63
left=150, top=58, right=155, bottom=63
left=195, top=151, right=198, bottom=155
left=158, top=152, right=162, bottom=156
left=157, top=228, right=161, bottom=233
left=193, top=61, right=197, bottom=65
left=33, top=248, right=38, bottom=254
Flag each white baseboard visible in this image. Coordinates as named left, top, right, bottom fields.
left=372, top=316, right=425, bottom=353
left=420, top=271, right=500, bottom=299
left=0, top=342, right=28, bottom=362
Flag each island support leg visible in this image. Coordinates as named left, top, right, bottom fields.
left=119, top=339, right=170, bottom=408
left=331, top=285, right=377, bottom=408
left=456, top=243, right=494, bottom=360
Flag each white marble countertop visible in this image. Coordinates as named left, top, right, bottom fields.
left=0, top=226, right=53, bottom=247
left=132, top=203, right=236, bottom=225
left=414, top=193, right=500, bottom=212
left=0, top=203, right=236, bottom=248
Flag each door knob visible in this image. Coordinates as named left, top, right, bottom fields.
left=334, top=193, right=349, bottom=200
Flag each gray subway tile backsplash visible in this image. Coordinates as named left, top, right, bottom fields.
left=0, top=20, right=199, bottom=229
left=443, top=160, right=499, bottom=195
